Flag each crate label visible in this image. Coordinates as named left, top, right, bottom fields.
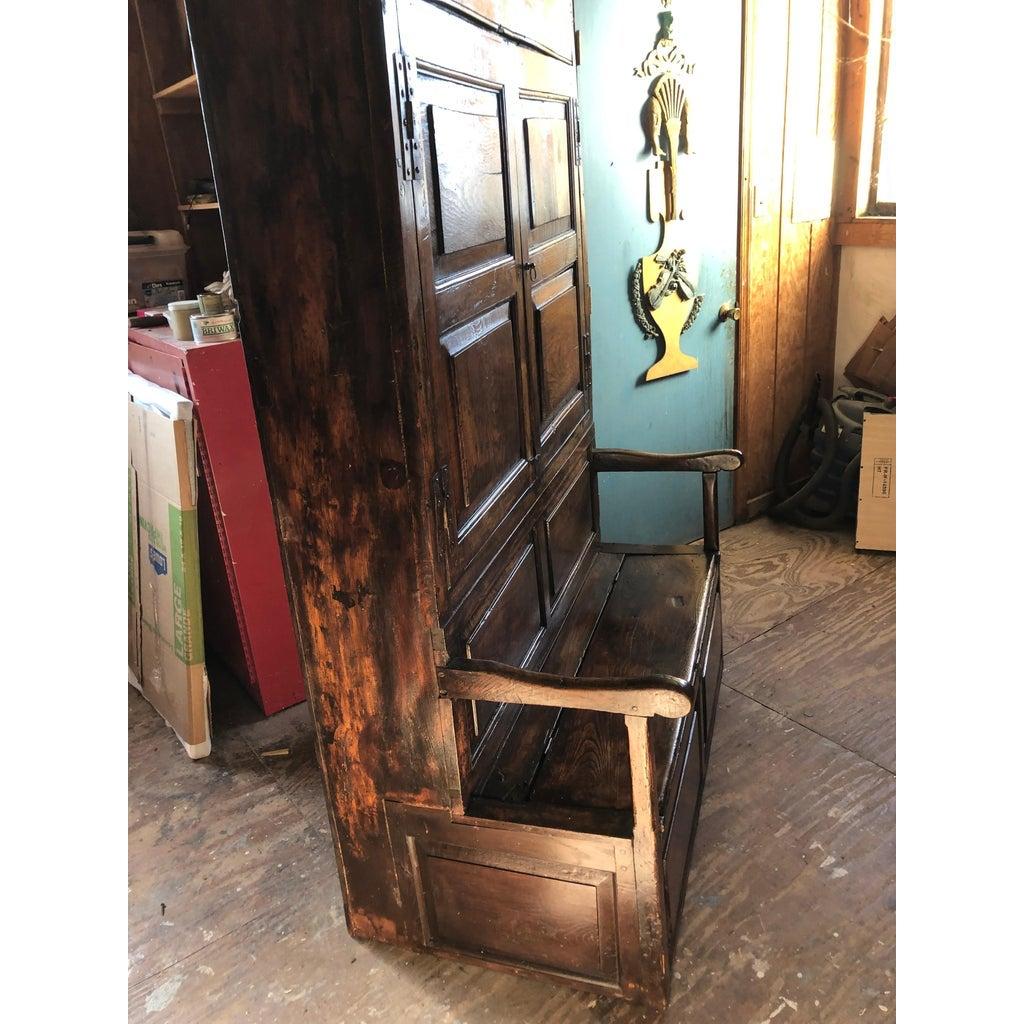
left=871, top=457, right=893, bottom=498
left=142, top=278, right=187, bottom=305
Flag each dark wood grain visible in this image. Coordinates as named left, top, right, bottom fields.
left=431, top=105, right=507, bottom=254
left=544, top=463, right=594, bottom=599
left=184, top=0, right=735, bottom=1007
left=187, top=0, right=449, bottom=945
left=534, top=275, right=582, bottom=427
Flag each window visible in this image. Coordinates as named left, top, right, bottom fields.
left=834, top=0, right=896, bottom=245
left=863, top=0, right=895, bottom=216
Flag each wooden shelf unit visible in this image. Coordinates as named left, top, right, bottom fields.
left=131, top=0, right=225, bottom=290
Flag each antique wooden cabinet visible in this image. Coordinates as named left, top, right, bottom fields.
left=187, top=0, right=740, bottom=1006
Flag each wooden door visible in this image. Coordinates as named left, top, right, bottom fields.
left=401, top=0, right=589, bottom=596
left=576, top=0, right=743, bottom=545
left=404, top=3, right=534, bottom=597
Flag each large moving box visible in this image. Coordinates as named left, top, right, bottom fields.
left=128, top=373, right=211, bottom=758
left=855, top=412, right=896, bottom=553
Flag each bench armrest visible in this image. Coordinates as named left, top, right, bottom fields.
left=590, top=447, right=744, bottom=553
left=590, top=448, right=744, bottom=474
left=438, top=658, right=694, bottom=719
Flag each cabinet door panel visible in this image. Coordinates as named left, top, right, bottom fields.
left=516, top=87, right=589, bottom=470
left=525, top=116, right=572, bottom=230
left=412, top=49, right=535, bottom=592
left=533, top=268, right=583, bottom=435
left=442, top=304, right=528, bottom=520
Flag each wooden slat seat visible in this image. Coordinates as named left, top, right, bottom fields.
left=466, top=548, right=720, bottom=839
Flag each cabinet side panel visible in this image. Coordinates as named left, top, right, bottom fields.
left=185, top=0, right=446, bottom=943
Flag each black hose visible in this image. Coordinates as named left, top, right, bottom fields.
left=772, top=394, right=839, bottom=516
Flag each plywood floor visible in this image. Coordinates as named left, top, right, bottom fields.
left=128, top=519, right=895, bottom=1023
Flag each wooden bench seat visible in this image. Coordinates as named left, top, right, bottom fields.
left=428, top=448, right=740, bottom=1005
left=466, top=549, right=720, bottom=841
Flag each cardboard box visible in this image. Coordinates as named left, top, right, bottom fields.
left=855, top=412, right=896, bottom=552
left=129, top=374, right=211, bottom=758
left=129, top=464, right=142, bottom=685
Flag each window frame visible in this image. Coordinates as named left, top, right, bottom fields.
left=833, top=0, right=895, bottom=246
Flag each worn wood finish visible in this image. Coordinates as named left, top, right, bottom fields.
left=128, top=520, right=894, bottom=1023
left=185, top=0, right=740, bottom=1007
left=834, top=216, right=896, bottom=247
left=440, top=660, right=695, bottom=719
left=735, top=0, right=841, bottom=519
left=727, top=558, right=895, bottom=770
left=591, top=448, right=743, bottom=474
left=717, top=516, right=888, bottom=653
left=186, top=0, right=449, bottom=945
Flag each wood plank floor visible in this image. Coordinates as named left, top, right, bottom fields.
left=128, top=519, right=895, bottom=1023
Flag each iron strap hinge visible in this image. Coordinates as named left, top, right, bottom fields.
left=394, top=52, right=422, bottom=181
left=573, top=100, right=583, bottom=166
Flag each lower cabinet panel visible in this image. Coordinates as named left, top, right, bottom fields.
left=417, top=845, right=614, bottom=980
left=388, top=805, right=626, bottom=989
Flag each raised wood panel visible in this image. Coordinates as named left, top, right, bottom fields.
left=467, top=541, right=545, bottom=665
left=417, top=846, right=615, bottom=980
left=525, top=117, right=571, bottom=227
left=411, top=41, right=537, bottom=591
left=430, top=105, right=508, bottom=255
left=520, top=97, right=575, bottom=248
left=534, top=270, right=582, bottom=429
left=443, top=304, right=528, bottom=520
left=544, top=463, right=594, bottom=599
left=464, top=540, right=545, bottom=745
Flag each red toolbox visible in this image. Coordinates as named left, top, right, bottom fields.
left=129, top=327, right=305, bottom=714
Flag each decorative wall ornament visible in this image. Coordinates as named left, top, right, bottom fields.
left=629, top=0, right=702, bottom=382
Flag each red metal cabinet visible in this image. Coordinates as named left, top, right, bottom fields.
left=129, top=327, right=305, bottom=714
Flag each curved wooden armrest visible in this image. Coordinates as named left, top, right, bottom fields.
left=438, top=659, right=694, bottom=719
left=590, top=448, right=744, bottom=474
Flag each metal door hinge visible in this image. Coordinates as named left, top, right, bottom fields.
left=582, top=332, right=592, bottom=390
left=572, top=100, right=583, bottom=166
left=394, top=52, right=422, bottom=181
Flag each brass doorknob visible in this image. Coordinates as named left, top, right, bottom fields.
left=718, top=303, right=741, bottom=323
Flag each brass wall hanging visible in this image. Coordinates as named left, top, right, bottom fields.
left=629, top=0, right=702, bottom=382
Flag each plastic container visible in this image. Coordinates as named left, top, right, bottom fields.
left=167, top=300, right=202, bottom=340
left=128, top=230, right=189, bottom=313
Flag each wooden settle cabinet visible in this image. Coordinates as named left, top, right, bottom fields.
left=186, top=0, right=742, bottom=1006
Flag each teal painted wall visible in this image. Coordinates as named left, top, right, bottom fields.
left=576, top=0, right=741, bottom=544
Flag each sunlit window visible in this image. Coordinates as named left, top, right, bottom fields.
left=862, top=0, right=895, bottom=215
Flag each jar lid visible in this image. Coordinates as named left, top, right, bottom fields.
left=168, top=300, right=201, bottom=311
